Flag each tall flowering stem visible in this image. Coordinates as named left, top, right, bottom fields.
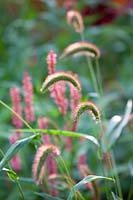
left=23, top=72, right=35, bottom=123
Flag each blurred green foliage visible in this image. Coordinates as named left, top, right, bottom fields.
left=0, top=0, right=132, bottom=199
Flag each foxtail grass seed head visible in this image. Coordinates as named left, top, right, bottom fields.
left=40, top=71, right=81, bottom=93
left=67, top=10, right=84, bottom=33
left=32, top=144, right=60, bottom=185
left=60, top=41, right=100, bottom=59
left=73, top=101, right=101, bottom=122
left=46, top=50, right=57, bottom=75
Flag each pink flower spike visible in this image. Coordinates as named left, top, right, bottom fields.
left=45, top=50, right=69, bottom=115
left=23, top=72, right=35, bottom=123
left=46, top=50, right=57, bottom=75
left=9, top=132, right=21, bottom=171
left=10, top=87, right=23, bottom=128
left=50, top=81, right=68, bottom=115
left=38, top=117, right=50, bottom=144
left=10, top=154, right=21, bottom=171
left=9, top=132, right=19, bottom=144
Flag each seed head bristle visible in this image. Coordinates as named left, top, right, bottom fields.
left=32, top=144, right=60, bottom=185
left=67, top=10, right=84, bottom=33
left=40, top=71, right=81, bottom=93
left=60, top=41, right=100, bottom=59
left=73, top=101, right=101, bottom=122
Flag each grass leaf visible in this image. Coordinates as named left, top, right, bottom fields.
left=17, top=129, right=99, bottom=146
left=0, top=134, right=40, bottom=170
left=111, top=192, right=122, bottom=200
left=108, top=99, right=132, bottom=150
left=34, top=192, right=63, bottom=200
left=67, top=175, right=114, bottom=200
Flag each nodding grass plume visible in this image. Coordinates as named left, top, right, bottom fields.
left=60, top=41, right=100, bottom=59
left=67, top=10, right=84, bottom=33
left=73, top=101, right=101, bottom=122
left=32, top=144, right=60, bottom=185
left=40, top=71, right=81, bottom=93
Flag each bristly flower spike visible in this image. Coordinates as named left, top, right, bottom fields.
left=69, top=72, right=81, bottom=117
left=10, top=87, right=22, bottom=171
left=67, top=10, right=84, bottom=33
left=45, top=51, right=69, bottom=115
left=40, top=71, right=81, bottom=93
left=60, top=41, right=100, bottom=59
left=38, top=117, right=51, bottom=144
left=46, top=50, right=57, bottom=75
left=32, top=144, right=60, bottom=196
left=73, top=101, right=101, bottom=123
left=9, top=132, right=21, bottom=171
left=23, top=72, right=35, bottom=123
left=10, top=87, right=23, bottom=128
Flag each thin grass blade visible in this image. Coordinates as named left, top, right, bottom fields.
left=34, top=192, right=63, bottom=200
left=17, top=129, right=99, bottom=146
left=67, top=175, right=114, bottom=200
left=108, top=99, right=132, bottom=150
left=0, top=134, right=40, bottom=170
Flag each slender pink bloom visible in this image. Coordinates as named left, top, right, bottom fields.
left=10, top=154, right=21, bottom=171
left=38, top=117, right=50, bottom=144
left=9, top=132, right=21, bottom=171
left=50, top=82, right=68, bottom=115
left=64, top=72, right=81, bottom=149
left=10, top=87, right=23, bottom=128
left=23, top=72, right=35, bottom=123
left=10, top=87, right=22, bottom=171
left=46, top=50, right=57, bottom=75
left=32, top=144, right=60, bottom=196
left=38, top=116, right=59, bottom=196
left=78, top=153, right=93, bottom=190
left=47, top=155, right=58, bottom=196
left=69, top=72, right=81, bottom=117
left=46, top=50, right=68, bottom=115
